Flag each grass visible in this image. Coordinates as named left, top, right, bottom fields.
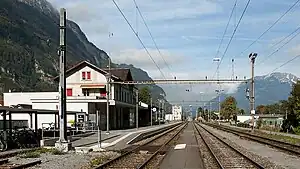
left=89, top=155, right=110, bottom=167
left=19, top=151, right=41, bottom=158
left=18, top=147, right=66, bottom=158
left=253, top=130, right=300, bottom=145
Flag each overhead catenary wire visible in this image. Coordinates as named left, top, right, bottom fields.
left=257, top=27, right=300, bottom=66
left=112, top=0, right=166, bottom=79
left=267, top=54, right=300, bottom=75
left=205, top=0, right=238, bottom=101
left=237, top=0, right=300, bottom=58
left=133, top=0, right=174, bottom=78
left=212, top=0, right=251, bottom=79
left=214, top=0, right=238, bottom=61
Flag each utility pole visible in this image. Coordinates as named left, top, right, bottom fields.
left=58, top=8, right=67, bottom=143
left=232, top=59, right=235, bottom=80
left=136, top=89, right=139, bottom=129
left=158, top=101, right=161, bottom=125
left=55, top=8, right=71, bottom=151
left=150, top=97, right=153, bottom=126
left=106, top=57, right=111, bottom=134
left=162, top=100, right=165, bottom=123
left=106, top=32, right=113, bottom=134
left=249, top=53, right=257, bottom=131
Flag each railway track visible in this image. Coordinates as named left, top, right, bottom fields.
left=206, top=123, right=300, bottom=156
left=194, top=123, right=264, bottom=169
left=93, top=122, right=187, bottom=169
left=0, top=158, right=41, bottom=169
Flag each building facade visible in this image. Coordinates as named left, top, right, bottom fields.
left=171, top=105, right=182, bottom=121
left=3, top=61, right=143, bottom=130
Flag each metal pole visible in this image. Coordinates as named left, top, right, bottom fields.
left=251, top=57, right=255, bottom=131
left=96, top=110, right=100, bottom=148
left=158, top=101, right=161, bottom=125
left=58, top=8, right=67, bottom=143
left=136, top=90, right=139, bottom=129
left=232, top=59, right=235, bottom=80
left=150, top=97, right=153, bottom=126
left=249, top=53, right=257, bottom=131
left=106, top=58, right=111, bottom=134
left=218, top=90, right=221, bottom=123
left=162, top=100, right=165, bottom=123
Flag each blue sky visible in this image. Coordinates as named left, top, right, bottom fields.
left=48, top=0, right=300, bottom=101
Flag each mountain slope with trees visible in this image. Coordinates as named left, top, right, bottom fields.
left=0, top=0, right=167, bottom=103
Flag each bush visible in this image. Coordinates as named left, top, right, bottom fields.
left=293, top=126, right=300, bottom=135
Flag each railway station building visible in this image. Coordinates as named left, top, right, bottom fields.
left=3, top=61, right=148, bottom=130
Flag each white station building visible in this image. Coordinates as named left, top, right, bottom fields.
left=165, top=105, right=182, bottom=121
left=3, top=61, right=147, bottom=130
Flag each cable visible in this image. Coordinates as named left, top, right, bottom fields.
left=214, top=0, right=237, bottom=60
left=267, top=54, right=300, bottom=74
left=257, top=27, right=300, bottom=66
left=112, top=0, right=166, bottom=79
left=133, top=0, right=174, bottom=78
left=237, top=0, right=300, bottom=57
left=212, top=0, right=251, bottom=79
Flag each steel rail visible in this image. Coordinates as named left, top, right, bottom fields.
left=93, top=122, right=185, bottom=169
left=136, top=122, right=188, bottom=169
left=195, top=123, right=265, bottom=169
left=207, top=123, right=300, bottom=156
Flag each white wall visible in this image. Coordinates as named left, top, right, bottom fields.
left=66, top=65, right=115, bottom=100
left=2, top=92, right=89, bottom=129
left=4, top=92, right=58, bottom=106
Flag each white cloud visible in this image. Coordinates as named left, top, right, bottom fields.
left=288, top=44, right=300, bottom=56
left=112, top=48, right=184, bottom=70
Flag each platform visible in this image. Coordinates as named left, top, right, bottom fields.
left=73, top=121, right=182, bottom=151
left=159, top=122, right=204, bottom=169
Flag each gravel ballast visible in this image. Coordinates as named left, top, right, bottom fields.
left=203, top=124, right=300, bottom=169
left=8, top=151, right=120, bottom=169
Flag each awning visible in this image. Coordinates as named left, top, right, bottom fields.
left=80, top=84, right=105, bottom=88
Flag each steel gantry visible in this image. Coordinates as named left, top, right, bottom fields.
left=110, top=79, right=247, bottom=85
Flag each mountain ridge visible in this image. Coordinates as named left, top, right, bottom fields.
left=0, top=0, right=167, bottom=103
left=208, top=72, right=299, bottom=112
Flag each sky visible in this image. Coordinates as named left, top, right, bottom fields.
left=47, top=0, right=300, bottom=103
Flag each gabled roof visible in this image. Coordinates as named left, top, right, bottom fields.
left=53, top=61, right=120, bottom=81
left=102, top=68, right=133, bottom=81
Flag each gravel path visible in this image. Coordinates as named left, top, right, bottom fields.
left=203, top=124, right=300, bottom=169
left=7, top=151, right=120, bottom=169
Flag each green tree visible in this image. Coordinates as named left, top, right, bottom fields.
left=238, top=108, right=245, bottom=115
left=284, top=81, right=300, bottom=130
left=138, top=86, right=151, bottom=104
left=221, top=96, right=237, bottom=119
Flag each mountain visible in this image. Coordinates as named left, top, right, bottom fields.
left=0, top=0, right=166, bottom=102
left=208, top=72, right=299, bottom=112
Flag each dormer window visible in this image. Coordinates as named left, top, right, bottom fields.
left=82, top=72, right=86, bottom=80
left=82, top=71, right=91, bottom=80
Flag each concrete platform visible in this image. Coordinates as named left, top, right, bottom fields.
left=73, top=121, right=182, bottom=151
left=159, top=122, right=204, bottom=169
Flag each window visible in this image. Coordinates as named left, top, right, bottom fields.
left=66, top=88, right=72, bottom=96
left=87, top=72, right=91, bottom=80
left=82, top=72, right=86, bottom=80
left=83, top=89, right=90, bottom=96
